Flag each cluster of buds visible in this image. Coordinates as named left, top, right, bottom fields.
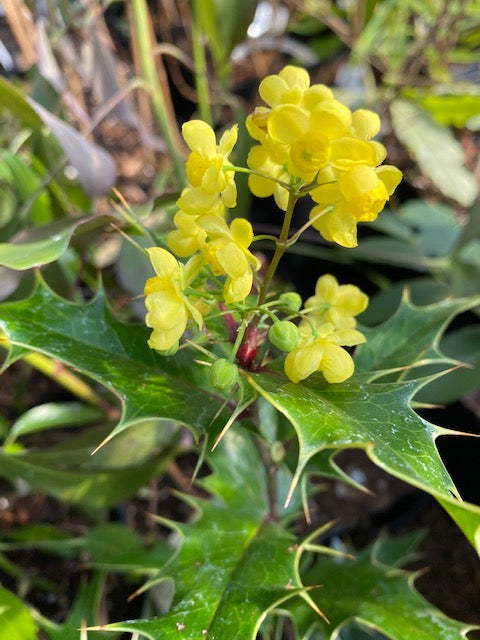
left=143, top=65, right=402, bottom=388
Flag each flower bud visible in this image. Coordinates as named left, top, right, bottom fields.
left=210, top=359, right=239, bottom=390
left=268, top=321, right=299, bottom=352
left=279, top=292, right=302, bottom=312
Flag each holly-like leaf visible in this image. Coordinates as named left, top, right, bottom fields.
left=244, top=293, right=480, bottom=553
left=87, top=430, right=316, bottom=639
left=0, top=277, right=227, bottom=447
left=356, top=293, right=480, bottom=375
left=288, top=536, right=476, bottom=639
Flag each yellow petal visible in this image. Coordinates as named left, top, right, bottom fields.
left=230, top=217, right=253, bottom=248
left=148, top=324, right=185, bottom=351
left=377, top=165, right=403, bottom=195
left=330, top=137, right=378, bottom=169
left=334, top=286, right=369, bottom=316
left=218, top=124, right=238, bottom=156
left=217, top=242, right=249, bottom=278
left=167, top=229, right=200, bottom=257
left=197, top=214, right=229, bottom=238
left=321, top=343, right=354, bottom=383
left=314, top=274, right=338, bottom=301
left=335, top=328, right=366, bottom=346
left=147, top=247, right=179, bottom=279
left=224, top=271, right=252, bottom=303
left=311, top=206, right=358, bottom=248
left=177, top=187, right=219, bottom=215
left=310, top=100, right=352, bottom=139
left=249, top=173, right=276, bottom=198
left=351, top=109, right=380, bottom=139
left=145, top=291, right=187, bottom=330
left=259, top=75, right=289, bottom=107
left=302, top=84, right=333, bottom=110
left=182, top=120, right=216, bottom=156
left=267, top=105, right=310, bottom=144
left=310, top=183, right=342, bottom=205
left=284, top=343, right=324, bottom=383
left=279, top=65, right=310, bottom=90
left=273, top=185, right=289, bottom=211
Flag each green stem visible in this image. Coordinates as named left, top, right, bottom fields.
left=286, top=204, right=334, bottom=245
left=130, top=0, right=185, bottom=184
left=229, top=319, right=249, bottom=362
left=257, top=191, right=298, bottom=306
left=191, top=0, right=213, bottom=125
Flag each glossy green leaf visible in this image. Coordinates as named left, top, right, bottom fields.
left=243, top=294, right=480, bottom=553
left=390, top=99, right=478, bottom=207
left=0, top=585, right=37, bottom=640
left=6, top=401, right=103, bottom=444
left=0, top=216, right=107, bottom=271
left=0, top=276, right=227, bottom=446
left=87, top=430, right=311, bottom=639
left=356, top=293, right=480, bottom=374
left=289, top=536, right=475, bottom=639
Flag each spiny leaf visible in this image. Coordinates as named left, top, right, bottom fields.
left=356, top=292, right=480, bottom=375
left=86, top=430, right=315, bottom=640
left=244, top=293, right=480, bottom=553
left=0, top=276, right=227, bottom=446
left=288, top=535, right=476, bottom=639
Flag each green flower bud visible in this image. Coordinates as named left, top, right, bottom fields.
left=210, top=358, right=239, bottom=390
left=268, top=321, right=299, bottom=352
left=279, top=292, right=302, bottom=312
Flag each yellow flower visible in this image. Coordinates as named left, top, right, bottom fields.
left=247, top=143, right=290, bottom=211
left=144, top=248, right=205, bottom=351
left=176, top=121, right=238, bottom=216
left=197, top=215, right=260, bottom=303
left=310, top=164, right=402, bottom=247
left=284, top=323, right=366, bottom=384
left=258, top=65, right=311, bottom=108
left=167, top=210, right=206, bottom=258
left=304, top=274, right=368, bottom=329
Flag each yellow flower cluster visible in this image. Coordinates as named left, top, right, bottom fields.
left=143, top=65, right=401, bottom=387
left=284, top=275, right=368, bottom=383
left=144, top=121, right=260, bottom=352
left=246, top=65, right=402, bottom=247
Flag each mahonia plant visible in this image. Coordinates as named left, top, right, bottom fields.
left=144, top=65, right=402, bottom=389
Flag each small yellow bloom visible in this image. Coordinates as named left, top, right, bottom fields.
left=167, top=211, right=206, bottom=258
left=284, top=323, right=366, bottom=384
left=144, top=248, right=205, bottom=351
left=259, top=65, right=311, bottom=108
left=198, top=215, right=260, bottom=303
left=310, top=164, right=402, bottom=247
left=247, top=143, right=290, bottom=211
left=177, top=121, right=238, bottom=216
left=304, top=274, right=368, bottom=329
